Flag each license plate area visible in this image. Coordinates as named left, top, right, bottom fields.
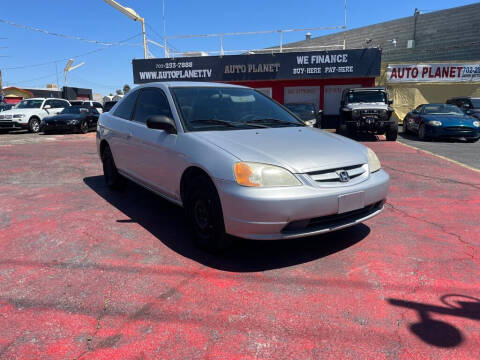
left=338, top=192, right=365, bottom=214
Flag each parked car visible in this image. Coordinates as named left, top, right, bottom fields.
left=42, top=106, right=99, bottom=134
left=103, top=101, right=117, bottom=112
left=403, top=103, right=480, bottom=142
left=0, top=103, right=14, bottom=112
left=70, top=100, right=104, bottom=113
left=446, top=97, right=480, bottom=120
left=97, top=82, right=389, bottom=251
left=0, top=98, right=70, bottom=133
left=284, top=103, right=322, bottom=128
left=338, top=87, right=397, bottom=141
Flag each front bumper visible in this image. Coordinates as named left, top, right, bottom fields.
left=425, top=125, right=479, bottom=139
left=217, top=169, right=389, bottom=240
left=42, top=122, right=79, bottom=132
left=346, top=119, right=395, bottom=131
left=0, top=121, right=28, bottom=130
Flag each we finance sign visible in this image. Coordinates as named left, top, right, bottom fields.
left=132, top=49, right=381, bottom=84
left=387, top=63, right=480, bottom=83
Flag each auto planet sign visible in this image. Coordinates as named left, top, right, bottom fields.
left=132, top=49, right=381, bottom=84
left=387, top=63, right=480, bottom=83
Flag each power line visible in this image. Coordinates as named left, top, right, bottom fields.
left=2, top=33, right=142, bottom=70
left=6, top=72, right=58, bottom=85
left=0, top=18, right=142, bottom=46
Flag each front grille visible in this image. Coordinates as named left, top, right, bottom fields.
left=445, top=126, right=474, bottom=132
left=282, top=200, right=384, bottom=234
left=307, top=164, right=367, bottom=184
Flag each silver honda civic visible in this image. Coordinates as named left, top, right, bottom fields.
left=97, top=82, right=389, bottom=251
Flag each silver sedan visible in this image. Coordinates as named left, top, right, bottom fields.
left=97, top=82, right=389, bottom=251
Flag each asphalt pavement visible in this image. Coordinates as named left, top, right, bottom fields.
left=0, top=132, right=479, bottom=359
left=397, top=125, right=480, bottom=170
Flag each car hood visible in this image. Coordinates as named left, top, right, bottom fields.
left=45, top=114, right=83, bottom=122
left=345, top=102, right=389, bottom=110
left=194, top=127, right=367, bottom=173
left=423, top=114, right=477, bottom=125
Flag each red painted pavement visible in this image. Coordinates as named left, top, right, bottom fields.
left=0, top=133, right=479, bottom=359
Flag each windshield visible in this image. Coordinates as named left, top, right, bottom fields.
left=471, top=99, right=480, bottom=108
left=423, top=104, right=464, bottom=115
left=61, top=107, right=87, bottom=114
left=171, top=87, right=304, bottom=131
left=16, top=99, right=43, bottom=109
left=347, top=91, right=387, bottom=104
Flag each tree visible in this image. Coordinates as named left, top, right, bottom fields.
left=123, top=84, right=131, bottom=94
left=109, top=93, right=114, bottom=96
left=116, top=89, right=123, bottom=95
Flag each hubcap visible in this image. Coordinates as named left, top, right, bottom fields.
left=32, top=121, right=39, bottom=132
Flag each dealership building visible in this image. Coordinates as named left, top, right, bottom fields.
left=132, top=2, right=480, bottom=124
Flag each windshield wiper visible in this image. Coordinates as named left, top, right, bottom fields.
left=245, top=118, right=303, bottom=127
left=190, top=119, right=267, bottom=129
left=190, top=119, right=239, bottom=127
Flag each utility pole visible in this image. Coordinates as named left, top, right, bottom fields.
left=163, top=0, right=168, bottom=58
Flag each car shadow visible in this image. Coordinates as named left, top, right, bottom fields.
left=83, top=175, right=371, bottom=272
left=387, top=294, right=480, bottom=348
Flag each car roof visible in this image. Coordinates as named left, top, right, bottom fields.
left=346, top=87, right=386, bottom=92
left=132, top=81, right=248, bottom=90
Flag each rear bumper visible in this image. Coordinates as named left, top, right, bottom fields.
left=216, top=169, right=390, bottom=240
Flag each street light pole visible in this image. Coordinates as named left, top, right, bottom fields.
left=103, top=0, right=148, bottom=59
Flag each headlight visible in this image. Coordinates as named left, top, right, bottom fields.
left=304, top=119, right=316, bottom=127
left=234, top=162, right=301, bottom=187
left=13, top=114, right=25, bottom=118
left=367, top=148, right=381, bottom=173
left=473, top=121, right=480, bottom=127
left=428, top=120, right=442, bottom=126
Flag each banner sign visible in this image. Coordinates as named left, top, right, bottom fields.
left=387, top=63, right=480, bottom=83
left=132, top=49, right=381, bottom=84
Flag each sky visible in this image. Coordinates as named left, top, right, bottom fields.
left=0, top=0, right=478, bottom=95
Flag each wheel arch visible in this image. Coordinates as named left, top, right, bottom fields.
left=99, top=139, right=110, bottom=159
left=180, top=166, right=218, bottom=205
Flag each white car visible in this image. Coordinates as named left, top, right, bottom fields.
left=70, top=100, right=104, bottom=114
left=0, top=98, right=70, bottom=133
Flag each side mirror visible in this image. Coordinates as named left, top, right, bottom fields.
left=465, top=109, right=473, bottom=115
left=412, top=109, right=419, bottom=115
left=388, top=99, right=394, bottom=105
left=44, top=105, right=51, bottom=109
left=146, top=115, right=177, bottom=134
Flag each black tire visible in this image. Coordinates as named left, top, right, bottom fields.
left=28, top=117, right=41, bottom=133
left=402, top=119, right=409, bottom=134
left=185, top=175, right=230, bottom=252
left=336, top=117, right=346, bottom=135
left=386, top=122, right=398, bottom=141
left=418, top=124, right=428, bottom=141
left=467, top=138, right=479, bottom=143
left=80, top=120, right=89, bottom=134
left=102, top=145, right=126, bottom=190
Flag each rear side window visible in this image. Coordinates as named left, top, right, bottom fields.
left=133, top=88, right=172, bottom=124
left=93, top=102, right=103, bottom=108
left=114, top=91, right=139, bottom=120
